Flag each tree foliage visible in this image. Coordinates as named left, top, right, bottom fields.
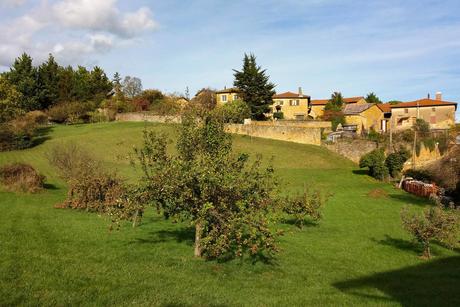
left=0, top=77, right=23, bottom=123
left=233, top=54, right=276, bottom=120
left=359, top=148, right=389, bottom=180
left=122, top=76, right=143, bottom=98
left=401, top=202, right=459, bottom=259
left=385, top=147, right=411, bottom=178
left=129, top=111, right=325, bottom=260
left=325, top=92, right=344, bottom=111
left=214, top=99, right=250, bottom=123
left=365, top=92, right=382, bottom=104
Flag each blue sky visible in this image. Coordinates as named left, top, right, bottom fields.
left=1, top=0, right=459, bottom=119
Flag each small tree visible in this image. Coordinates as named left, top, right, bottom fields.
left=214, top=99, right=250, bottom=123
left=283, top=189, right=325, bottom=229
left=0, top=77, right=24, bottom=123
left=122, top=76, right=143, bottom=98
left=401, top=202, right=459, bottom=259
left=385, top=147, right=411, bottom=178
left=359, top=148, right=389, bottom=180
left=365, top=92, right=382, bottom=104
left=233, top=53, right=276, bottom=120
left=323, top=92, right=345, bottom=131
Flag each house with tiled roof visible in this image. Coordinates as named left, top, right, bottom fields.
left=342, top=103, right=388, bottom=134
left=309, top=96, right=367, bottom=119
left=216, top=87, right=241, bottom=104
left=390, top=93, right=457, bottom=131
left=271, top=88, right=311, bottom=120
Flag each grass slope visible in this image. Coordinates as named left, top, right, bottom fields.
left=0, top=122, right=458, bottom=306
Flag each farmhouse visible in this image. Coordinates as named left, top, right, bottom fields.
left=272, top=88, right=311, bottom=120
left=216, top=87, right=240, bottom=104
left=309, top=96, right=367, bottom=119
left=390, top=93, right=457, bottom=131
left=343, top=103, right=386, bottom=134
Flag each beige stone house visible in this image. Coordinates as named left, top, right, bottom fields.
left=309, top=96, right=367, bottom=119
left=272, top=88, right=311, bottom=120
left=216, top=87, right=240, bottom=104
left=390, top=94, right=457, bottom=131
left=343, top=103, right=387, bottom=134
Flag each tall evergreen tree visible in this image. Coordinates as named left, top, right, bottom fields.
left=113, top=72, right=122, bottom=94
left=4, top=53, right=39, bottom=111
left=233, top=54, right=276, bottom=120
left=37, top=54, right=60, bottom=109
left=365, top=92, right=382, bottom=104
left=325, top=91, right=344, bottom=111
left=57, top=65, right=75, bottom=103
left=72, top=66, right=91, bottom=101
left=89, top=66, right=112, bottom=102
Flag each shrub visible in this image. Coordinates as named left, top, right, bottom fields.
left=385, top=147, right=411, bottom=178
left=359, top=148, right=389, bottom=180
left=148, top=97, right=181, bottom=115
left=48, top=143, right=125, bottom=212
left=283, top=189, right=325, bottom=228
left=47, top=101, right=94, bottom=124
left=0, top=163, right=45, bottom=193
left=24, top=110, right=48, bottom=125
left=215, top=100, right=251, bottom=123
left=404, top=169, right=433, bottom=182
left=0, top=115, right=40, bottom=151
left=273, top=111, right=284, bottom=120
left=322, top=110, right=345, bottom=131
left=401, top=202, right=459, bottom=258
left=131, top=97, right=150, bottom=111
left=88, top=111, right=109, bottom=123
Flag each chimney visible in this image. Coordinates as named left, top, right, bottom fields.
left=435, top=91, right=442, bottom=101
left=298, top=87, right=303, bottom=96
left=427, top=93, right=430, bottom=99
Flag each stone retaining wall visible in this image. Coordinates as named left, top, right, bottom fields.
left=225, top=123, right=322, bottom=146
left=115, top=113, right=181, bottom=123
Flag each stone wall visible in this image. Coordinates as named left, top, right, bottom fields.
left=251, top=120, right=332, bottom=130
left=324, top=139, right=378, bottom=163
left=115, top=113, right=181, bottom=123
left=225, top=123, right=322, bottom=146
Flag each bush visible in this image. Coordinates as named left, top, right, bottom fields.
left=24, top=110, right=48, bottom=125
left=87, top=111, right=109, bottom=123
left=385, top=147, right=411, bottom=178
left=48, top=143, right=125, bottom=213
left=0, top=163, right=45, bottom=193
left=404, top=169, right=433, bottom=182
left=148, top=97, right=181, bottom=115
left=0, top=115, right=40, bottom=151
left=322, top=110, right=345, bottom=131
left=283, top=190, right=325, bottom=228
left=215, top=100, right=251, bottom=123
left=359, top=148, right=389, bottom=180
left=47, top=101, right=95, bottom=124
left=273, top=111, right=284, bottom=120
left=401, top=202, right=459, bottom=258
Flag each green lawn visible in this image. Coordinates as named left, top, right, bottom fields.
left=0, top=122, right=458, bottom=306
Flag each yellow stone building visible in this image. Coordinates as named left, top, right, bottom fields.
left=389, top=96, right=457, bottom=131
left=216, top=87, right=240, bottom=104
left=343, top=103, right=387, bottom=134
left=272, top=89, right=311, bottom=120
left=309, top=96, right=367, bottom=119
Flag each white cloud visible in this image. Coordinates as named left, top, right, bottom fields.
left=52, top=0, right=157, bottom=38
left=0, top=0, right=157, bottom=68
left=0, top=0, right=26, bottom=8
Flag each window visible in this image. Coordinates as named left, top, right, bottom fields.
left=431, top=107, right=436, bottom=112
left=233, top=95, right=238, bottom=100
left=221, top=95, right=227, bottom=102
left=290, top=100, right=300, bottom=106
left=404, top=108, right=408, bottom=114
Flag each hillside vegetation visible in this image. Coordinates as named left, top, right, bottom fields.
left=0, top=122, right=459, bottom=306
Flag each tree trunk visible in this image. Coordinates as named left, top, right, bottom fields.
left=423, top=243, right=431, bottom=259
left=132, top=209, right=139, bottom=228
left=194, top=222, right=203, bottom=257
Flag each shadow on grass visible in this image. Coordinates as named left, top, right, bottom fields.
left=373, top=235, right=420, bottom=255
left=333, top=256, right=460, bottom=306
left=43, top=183, right=59, bottom=190
left=388, top=193, right=430, bottom=207
left=352, top=169, right=369, bottom=176
left=32, top=126, right=53, bottom=147
left=281, top=218, right=319, bottom=228
left=132, top=227, right=195, bottom=246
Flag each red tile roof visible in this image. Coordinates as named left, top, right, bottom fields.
left=273, top=91, right=310, bottom=99
left=311, top=96, right=364, bottom=105
left=390, top=99, right=457, bottom=110
left=377, top=103, right=392, bottom=113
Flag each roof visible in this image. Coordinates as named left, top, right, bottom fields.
left=273, top=91, right=310, bottom=99
left=311, top=96, right=365, bottom=106
left=216, top=87, right=240, bottom=94
left=377, top=103, right=392, bottom=113
left=390, top=99, right=457, bottom=110
left=343, top=103, right=373, bottom=115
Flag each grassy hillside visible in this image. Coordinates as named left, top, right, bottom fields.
left=0, top=122, right=458, bottom=306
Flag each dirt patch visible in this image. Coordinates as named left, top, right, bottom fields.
left=367, top=188, right=389, bottom=199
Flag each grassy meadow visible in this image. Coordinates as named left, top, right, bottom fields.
left=0, top=122, right=459, bottom=306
